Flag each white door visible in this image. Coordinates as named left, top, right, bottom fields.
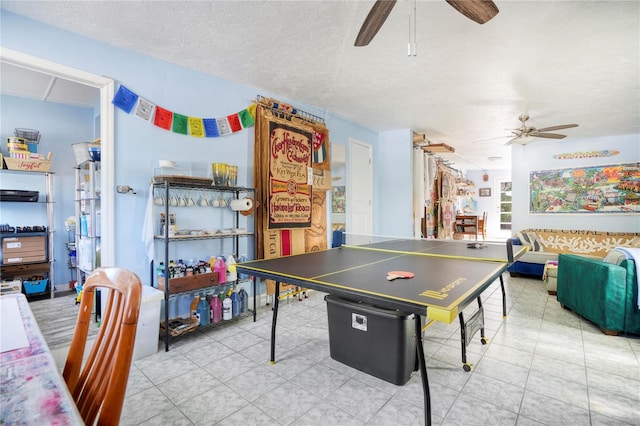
left=349, top=139, right=373, bottom=237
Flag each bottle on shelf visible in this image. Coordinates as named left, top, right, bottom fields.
left=197, top=294, right=210, bottom=326
left=226, top=254, right=237, bottom=281
left=222, top=294, right=232, bottom=321
left=231, top=290, right=239, bottom=317
left=190, top=295, right=200, bottom=324
left=238, top=254, right=248, bottom=279
left=238, top=288, right=249, bottom=313
left=214, top=256, right=226, bottom=284
left=211, top=294, right=222, bottom=323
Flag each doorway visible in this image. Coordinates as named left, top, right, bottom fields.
left=0, top=47, right=115, bottom=267
left=348, top=138, right=372, bottom=237
left=495, top=177, right=512, bottom=239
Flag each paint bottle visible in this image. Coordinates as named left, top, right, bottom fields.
left=222, top=295, right=232, bottom=321
left=214, top=257, right=227, bottom=284
left=238, top=254, right=248, bottom=279
left=211, top=294, right=222, bottom=323
left=238, top=288, right=249, bottom=313
left=197, top=294, right=210, bottom=326
left=190, top=295, right=200, bottom=324
left=230, top=291, right=240, bottom=317
left=226, top=254, right=237, bottom=281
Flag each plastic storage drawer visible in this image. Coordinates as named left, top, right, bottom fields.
left=325, top=295, right=417, bottom=385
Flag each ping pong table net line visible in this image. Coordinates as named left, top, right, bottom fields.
left=341, top=244, right=509, bottom=263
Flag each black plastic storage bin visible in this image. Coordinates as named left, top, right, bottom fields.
left=324, top=295, right=417, bottom=385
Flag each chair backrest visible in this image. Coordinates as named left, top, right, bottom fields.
left=63, top=267, right=142, bottom=425
left=477, top=212, right=488, bottom=237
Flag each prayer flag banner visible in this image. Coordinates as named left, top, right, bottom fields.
left=112, top=85, right=138, bottom=113
left=203, top=118, right=219, bottom=137
left=135, top=98, right=155, bottom=122
left=188, top=117, right=205, bottom=138
left=217, top=117, right=231, bottom=136
left=227, top=113, right=242, bottom=132
left=173, top=113, right=188, bottom=135
left=239, top=108, right=255, bottom=128
left=111, top=84, right=256, bottom=139
left=154, top=106, right=173, bottom=130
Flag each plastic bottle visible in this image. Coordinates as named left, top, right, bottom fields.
left=238, top=254, right=248, bottom=279
left=190, top=295, right=200, bottom=324
left=197, top=294, right=210, bottom=326
left=226, top=254, right=237, bottom=281
left=211, top=294, right=222, bottom=323
left=222, top=295, right=232, bottom=321
left=238, top=288, right=248, bottom=313
left=230, top=291, right=240, bottom=317
left=214, top=256, right=227, bottom=284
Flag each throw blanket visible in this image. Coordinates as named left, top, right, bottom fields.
left=614, top=247, right=640, bottom=308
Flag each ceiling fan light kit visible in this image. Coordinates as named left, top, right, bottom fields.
left=505, top=113, right=579, bottom=146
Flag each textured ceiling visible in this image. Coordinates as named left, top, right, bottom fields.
left=2, top=1, right=639, bottom=171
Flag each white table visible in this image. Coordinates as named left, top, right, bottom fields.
left=0, top=293, right=83, bottom=424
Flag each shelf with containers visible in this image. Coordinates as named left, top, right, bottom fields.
left=0, top=169, right=55, bottom=298
left=152, top=176, right=256, bottom=351
left=74, top=160, right=101, bottom=301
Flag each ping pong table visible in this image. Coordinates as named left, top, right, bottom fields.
left=236, top=237, right=526, bottom=426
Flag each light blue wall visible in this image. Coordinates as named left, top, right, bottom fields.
left=1, top=94, right=95, bottom=287
left=511, top=134, right=640, bottom=232
left=0, top=11, right=384, bottom=283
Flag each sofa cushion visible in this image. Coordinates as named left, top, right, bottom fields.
left=603, top=250, right=626, bottom=265
left=516, top=231, right=543, bottom=251
left=519, top=251, right=558, bottom=264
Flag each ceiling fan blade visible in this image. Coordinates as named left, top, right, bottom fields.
left=504, top=137, right=518, bottom=146
left=445, top=0, right=499, bottom=24
left=354, top=0, right=398, bottom=47
left=536, top=124, right=579, bottom=132
left=529, top=132, right=567, bottom=139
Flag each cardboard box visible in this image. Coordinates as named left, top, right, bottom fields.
left=157, top=272, right=219, bottom=295
left=2, top=236, right=47, bottom=265
left=1, top=262, right=49, bottom=278
left=0, top=279, right=22, bottom=295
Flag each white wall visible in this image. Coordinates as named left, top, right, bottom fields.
left=511, top=134, right=640, bottom=232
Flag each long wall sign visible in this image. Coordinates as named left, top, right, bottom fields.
left=529, top=162, right=639, bottom=214
left=269, top=122, right=313, bottom=228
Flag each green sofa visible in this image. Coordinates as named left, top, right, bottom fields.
left=557, top=253, right=639, bottom=335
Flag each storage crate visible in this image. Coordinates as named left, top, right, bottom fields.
left=72, top=142, right=100, bottom=165
left=4, top=156, right=51, bottom=172
left=325, top=295, right=417, bottom=385
left=23, top=279, right=48, bottom=295
left=157, top=272, right=219, bottom=295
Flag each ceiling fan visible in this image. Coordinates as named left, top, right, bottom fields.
left=354, top=0, right=499, bottom=47
left=505, top=114, right=579, bottom=146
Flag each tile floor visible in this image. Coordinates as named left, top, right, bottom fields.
left=65, top=274, right=640, bottom=425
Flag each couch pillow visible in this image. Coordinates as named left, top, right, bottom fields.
left=628, top=236, right=640, bottom=248
left=516, top=231, right=543, bottom=252
left=603, top=250, right=626, bottom=265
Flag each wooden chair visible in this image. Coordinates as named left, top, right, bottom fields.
left=477, top=212, right=487, bottom=240
left=63, top=267, right=142, bottom=425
